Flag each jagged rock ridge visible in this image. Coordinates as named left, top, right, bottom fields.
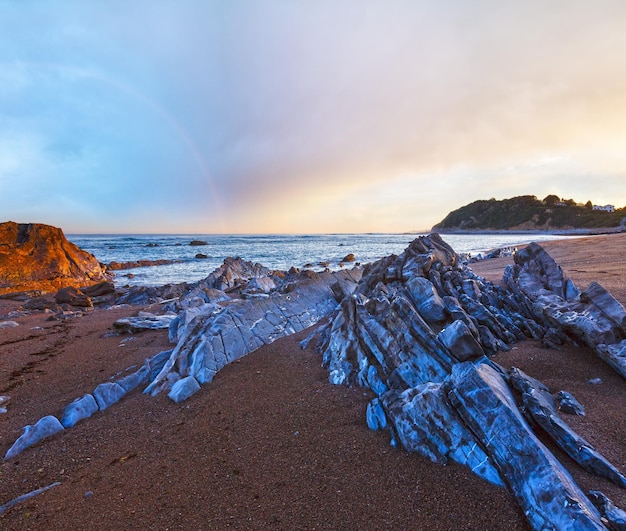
left=314, top=233, right=626, bottom=530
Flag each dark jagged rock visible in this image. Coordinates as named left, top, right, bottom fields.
left=196, top=257, right=272, bottom=292
left=557, top=390, right=586, bottom=416
left=114, top=283, right=189, bottom=306
left=314, top=234, right=623, bottom=530
left=0, top=221, right=110, bottom=295
left=23, top=296, right=59, bottom=312
left=505, top=241, right=626, bottom=378
left=448, top=362, right=606, bottom=530
left=330, top=279, right=358, bottom=302
left=437, top=320, right=485, bottom=361
left=189, top=240, right=208, bottom=246
left=81, top=281, right=116, bottom=297
left=510, top=367, right=626, bottom=488
left=55, top=286, right=92, bottom=308
left=107, top=259, right=180, bottom=270
left=145, top=268, right=361, bottom=397
left=589, top=491, right=626, bottom=531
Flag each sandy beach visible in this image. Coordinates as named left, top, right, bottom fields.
left=1, top=233, right=625, bottom=530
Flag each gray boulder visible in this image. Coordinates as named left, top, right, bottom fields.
left=4, top=415, right=64, bottom=460
left=168, top=376, right=201, bottom=403
left=93, top=382, right=126, bottom=410
left=61, top=394, right=99, bottom=428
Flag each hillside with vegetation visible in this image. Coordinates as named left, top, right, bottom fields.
left=433, top=195, right=626, bottom=232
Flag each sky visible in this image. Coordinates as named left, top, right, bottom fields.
left=1, top=1, right=626, bottom=234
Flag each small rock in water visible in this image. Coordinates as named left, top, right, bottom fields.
left=341, top=253, right=356, bottom=263
left=189, top=240, right=208, bottom=246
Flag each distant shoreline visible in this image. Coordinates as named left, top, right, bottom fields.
left=431, top=226, right=626, bottom=237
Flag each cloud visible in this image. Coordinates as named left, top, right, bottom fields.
left=1, top=1, right=625, bottom=232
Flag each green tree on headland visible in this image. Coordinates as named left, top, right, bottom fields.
left=433, top=195, right=626, bottom=231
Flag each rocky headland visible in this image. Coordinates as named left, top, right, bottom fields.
left=433, top=195, right=626, bottom=233
left=0, top=222, right=110, bottom=296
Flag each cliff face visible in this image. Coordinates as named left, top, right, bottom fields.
left=0, top=221, right=110, bottom=295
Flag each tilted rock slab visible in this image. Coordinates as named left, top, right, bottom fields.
left=505, top=243, right=626, bottom=378
left=144, top=269, right=361, bottom=397
left=4, top=349, right=173, bottom=460
left=316, top=234, right=623, bottom=530
left=510, top=367, right=626, bottom=489
left=448, top=362, right=606, bottom=530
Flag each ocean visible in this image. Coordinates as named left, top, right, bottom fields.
left=67, top=233, right=566, bottom=287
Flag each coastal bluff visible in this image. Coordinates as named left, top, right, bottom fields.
left=433, top=194, right=626, bottom=232
left=0, top=222, right=109, bottom=295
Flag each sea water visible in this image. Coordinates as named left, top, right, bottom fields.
left=67, top=233, right=566, bottom=287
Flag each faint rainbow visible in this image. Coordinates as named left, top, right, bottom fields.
left=10, top=61, right=225, bottom=232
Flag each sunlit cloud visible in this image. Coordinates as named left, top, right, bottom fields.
left=0, top=1, right=625, bottom=233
